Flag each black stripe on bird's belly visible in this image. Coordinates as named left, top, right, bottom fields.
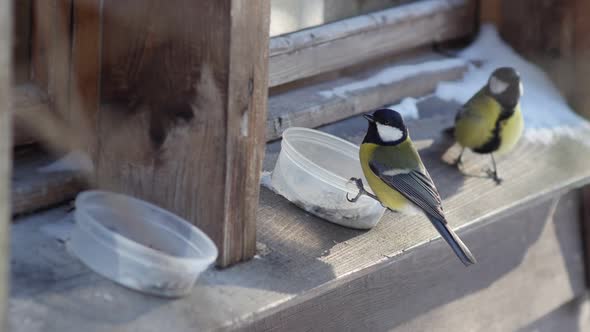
left=473, top=106, right=515, bottom=154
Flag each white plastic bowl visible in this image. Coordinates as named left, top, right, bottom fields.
left=271, top=127, right=385, bottom=229
left=68, top=190, right=218, bottom=298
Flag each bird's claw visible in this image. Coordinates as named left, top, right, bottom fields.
left=484, top=169, right=503, bottom=185
left=346, top=177, right=364, bottom=203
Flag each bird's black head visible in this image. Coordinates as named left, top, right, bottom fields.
left=486, top=67, right=523, bottom=108
left=363, top=109, right=408, bottom=146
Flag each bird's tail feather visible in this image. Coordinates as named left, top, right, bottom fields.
left=428, top=215, right=477, bottom=266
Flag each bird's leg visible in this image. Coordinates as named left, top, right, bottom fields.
left=452, top=147, right=465, bottom=168
left=485, top=154, right=503, bottom=185
left=346, top=177, right=379, bottom=202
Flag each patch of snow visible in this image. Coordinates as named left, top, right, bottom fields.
left=318, top=58, right=466, bottom=99
left=387, top=97, right=422, bottom=120
left=38, top=150, right=94, bottom=174
left=259, top=170, right=275, bottom=191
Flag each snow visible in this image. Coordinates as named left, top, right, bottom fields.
left=318, top=58, right=466, bottom=99
left=387, top=97, right=422, bottom=120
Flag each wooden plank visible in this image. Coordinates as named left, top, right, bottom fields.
left=68, top=0, right=101, bottom=155
left=13, top=0, right=32, bottom=83
left=498, top=0, right=578, bottom=105
left=251, top=192, right=585, bottom=331
left=270, top=0, right=411, bottom=37
left=582, top=186, right=590, bottom=286
left=12, top=84, right=49, bottom=146
left=97, top=0, right=271, bottom=267
left=11, top=147, right=83, bottom=216
left=520, top=297, right=590, bottom=332
left=0, top=0, right=11, bottom=329
left=573, top=0, right=590, bottom=120
left=268, top=0, right=476, bottom=87
left=31, top=0, right=72, bottom=121
left=8, top=103, right=590, bottom=331
left=267, top=53, right=467, bottom=140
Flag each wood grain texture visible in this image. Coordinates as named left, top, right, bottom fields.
left=267, top=53, right=467, bottom=140
left=12, top=84, right=49, bottom=146
left=573, top=0, right=590, bottom=120
left=268, top=0, right=476, bottom=87
left=0, top=1, right=11, bottom=329
left=31, top=0, right=72, bottom=120
left=13, top=0, right=32, bottom=83
left=499, top=0, right=578, bottom=104
left=68, top=0, right=101, bottom=153
left=251, top=193, right=585, bottom=331
left=97, top=0, right=271, bottom=267
left=11, top=148, right=83, bottom=216
left=269, top=0, right=411, bottom=37
left=582, top=186, right=590, bottom=286
left=8, top=103, right=590, bottom=331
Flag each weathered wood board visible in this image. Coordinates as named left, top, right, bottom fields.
left=12, top=147, right=83, bottom=216
left=0, top=0, right=12, bottom=329
left=8, top=103, right=590, bottom=331
left=270, top=0, right=412, bottom=37
left=267, top=53, right=467, bottom=140
left=96, top=0, right=271, bottom=267
left=269, top=0, right=476, bottom=87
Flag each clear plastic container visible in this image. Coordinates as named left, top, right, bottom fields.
left=271, top=127, right=385, bottom=229
left=68, top=190, right=218, bottom=298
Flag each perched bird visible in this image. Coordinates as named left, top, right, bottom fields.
left=449, top=67, right=524, bottom=184
left=348, top=109, right=476, bottom=266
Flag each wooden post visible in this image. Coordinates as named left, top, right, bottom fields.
left=94, top=0, right=271, bottom=267
left=0, top=0, right=12, bottom=329
left=496, top=0, right=590, bottom=117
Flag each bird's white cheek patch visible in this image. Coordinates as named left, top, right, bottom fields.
left=519, top=81, right=524, bottom=96
left=376, top=123, right=403, bottom=142
left=490, top=76, right=509, bottom=95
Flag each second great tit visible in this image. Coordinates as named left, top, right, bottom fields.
left=450, top=67, right=524, bottom=184
left=349, top=109, right=477, bottom=266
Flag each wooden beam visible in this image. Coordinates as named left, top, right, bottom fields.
left=31, top=0, right=72, bottom=121
left=96, top=0, right=271, bottom=267
left=12, top=84, right=49, bottom=146
left=0, top=0, right=11, bottom=329
left=269, top=0, right=410, bottom=37
left=582, top=186, right=590, bottom=286
left=12, top=147, right=83, bottom=216
left=269, top=0, right=476, bottom=87
left=13, top=0, right=32, bottom=83
left=267, top=53, right=467, bottom=140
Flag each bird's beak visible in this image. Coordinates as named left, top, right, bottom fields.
left=363, top=114, right=375, bottom=122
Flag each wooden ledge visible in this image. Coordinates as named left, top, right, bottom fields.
left=267, top=52, right=467, bottom=141
left=9, top=99, right=590, bottom=331
left=268, top=0, right=475, bottom=87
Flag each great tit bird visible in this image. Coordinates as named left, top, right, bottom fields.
left=450, top=67, right=524, bottom=184
left=348, top=109, right=476, bottom=266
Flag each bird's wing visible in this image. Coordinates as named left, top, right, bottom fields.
left=369, top=160, right=446, bottom=222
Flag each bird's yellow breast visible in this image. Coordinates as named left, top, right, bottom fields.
left=455, top=94, right=524, bottom=155
left=359, top=143, right=411, bottom=212
left=497, top=107, right=524, bottom=154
